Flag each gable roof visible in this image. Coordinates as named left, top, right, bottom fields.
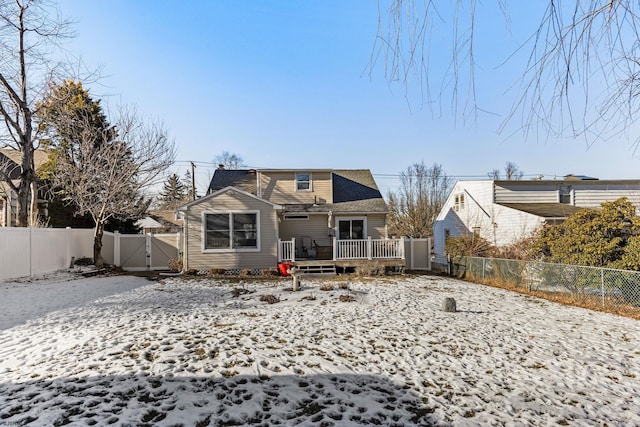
left=177, top=186, right=282, bottom=211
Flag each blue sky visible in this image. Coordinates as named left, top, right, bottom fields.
left=56, top=1, right=640, bottom=195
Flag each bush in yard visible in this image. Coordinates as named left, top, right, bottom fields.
left=261, top=269, right=279, bottom=277
left=445, top=235, right=495, bottom=258
left=355, top=262, right=386, bottom=277
left=168, top=258, right=182, bottom=273
left=531, top=197, right=640, bottom=268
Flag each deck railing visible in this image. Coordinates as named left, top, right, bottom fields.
left=278, top=237, right=404, bottom=262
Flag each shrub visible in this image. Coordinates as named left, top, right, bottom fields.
left=445, top=235, right=495, bottom=258
left=355, top=262, right=386, bottom=277
left=168, top=258, right=183, bottom=273
left=74, top=257, right=94, bottom=266
left=209, top=268, right=225, bottom=276
left=260, top=294, right=280, bottom=304
left=261, top=269, right=279, bottom=277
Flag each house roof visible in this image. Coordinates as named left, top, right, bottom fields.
left=498, top=203, right=586, bottom=218
left=206, top=168, right=388, bottom=214
left=330, top=169, right=387, bottom=213
left=0, top=149, right=49, bottom=180
left=207, top=169, right=257, bottom=194
left=178, top=186, right=282, bottom=211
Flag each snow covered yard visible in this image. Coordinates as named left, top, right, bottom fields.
left=0, top=274, right=639, bottom=426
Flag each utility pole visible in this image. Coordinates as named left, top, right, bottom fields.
left=190, top=161, right=196, bottom=201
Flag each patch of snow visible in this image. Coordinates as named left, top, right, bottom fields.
left=0, top=275, right=638, bottom=425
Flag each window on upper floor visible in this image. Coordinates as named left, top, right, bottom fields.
left=559, top=185, right=572, bottom=204
left=295, top=172, right=312, bottom=191
left=454, top=193, right=465, bottom=211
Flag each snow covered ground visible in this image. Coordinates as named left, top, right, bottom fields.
left=0, top=273, right=638, bottom=426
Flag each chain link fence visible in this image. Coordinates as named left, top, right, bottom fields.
left=452, top=256, right=640, bottom=314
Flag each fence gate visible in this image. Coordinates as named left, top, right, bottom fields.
left=404, top=238, right=431, bottom=270
left=108, top=231, right=181, bottom=271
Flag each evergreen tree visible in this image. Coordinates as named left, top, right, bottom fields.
left=159, top=173, right=187, bottom=207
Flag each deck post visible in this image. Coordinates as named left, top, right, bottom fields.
left=277, top=239, right=282, bottom=262
left=332, top=237, right=337, bottom=260
left=367, top=236, right=372, bottom=260
left=291, top=237, right=296, bottom=262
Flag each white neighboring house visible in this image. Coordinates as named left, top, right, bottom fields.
left=432, top=176, right=640, bottom=266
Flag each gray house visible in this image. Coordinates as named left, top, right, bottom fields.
left=177, top=168, right=405, bottom=273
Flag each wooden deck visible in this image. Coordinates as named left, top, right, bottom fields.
left=290, top=258, right=406, bottom=276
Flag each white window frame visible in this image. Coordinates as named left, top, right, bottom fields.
left=202, top=210, right=261, bottom=253
left=336, top=216, right=367, bottom=240
left=295, top=172, right=312, bottom=192
left=454, top=193, right=465, bottom=211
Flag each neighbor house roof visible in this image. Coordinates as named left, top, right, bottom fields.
left=494, top=179, right=640, bottom=186
left=498, top=203, right=585, bottom=219
left=0, top=149, right=49, bottom=180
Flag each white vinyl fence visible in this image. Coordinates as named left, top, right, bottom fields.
left=0, top=227, right=182, bottom=281
left=0, top=227, right=94, bottom=281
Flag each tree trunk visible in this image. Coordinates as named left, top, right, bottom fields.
left=94, top=222, right=105, bottom=269
left=16, top=178, right=30, bottom=227
left=15, top=140, right=35, bottom=227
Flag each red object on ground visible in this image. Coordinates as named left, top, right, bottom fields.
left=278, top=262, right=291, bottom=277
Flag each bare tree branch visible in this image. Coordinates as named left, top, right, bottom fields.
left=373, top=1, right=640, bottom=150
left=0, top=0, right=72, bottom=226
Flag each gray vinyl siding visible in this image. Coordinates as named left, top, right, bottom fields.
left=573, top=186, right=640, bottom=208
left=494, top=184, right=560, bottom=203
left=184, top=191, right=279, bottom=270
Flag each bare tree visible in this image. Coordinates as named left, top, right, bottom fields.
left=388, top=162, right=451, bottom=237
left=488, top=161, right=524, bottom=180
left=371, top=1, right=640, bottom=149
left=213, top=151, right=244, bottom=170
left=0, top=0, right=71, bottom=226
left=504, top=161, right=523, bottom=180
left=44, top=105, right=175, bottom=267
left=487, top=168, right=501, bottom=180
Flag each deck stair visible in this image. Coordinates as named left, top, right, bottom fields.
left=294, top=263, right=337, bottom=276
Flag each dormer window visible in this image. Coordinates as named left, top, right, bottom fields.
left=295, top=172, right=311, bottom=191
